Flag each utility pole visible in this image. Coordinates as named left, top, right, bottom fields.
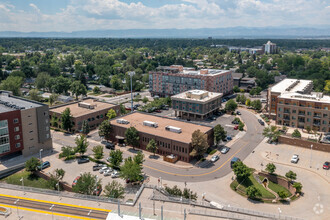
left=310, top=144, right=313, bottom=168
left=128, top=71, right=135, bottom=112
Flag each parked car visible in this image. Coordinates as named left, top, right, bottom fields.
left=99, top=166, right=110, bottom=174
left=232, top=120, right=239, bottom=124
left=104, top=142, right=115, bottom=150
left=93, top=164, right=104, bottom=171
left=291, top=154, right=299, bottom=163
left=104, top=169, right=113, bottom=176
left=234, top=125, right=239, bottom=130
left=211, top=155, right=219, bottom=162
left=111, top=170, right=120, bottom=178
left=37, top=161, right=50, bottom=170
left=72, top=176, right=80, bottom=187
left=155, top=109, right=162, bottom=113
left=258, top=119, right=265, bottom=126
left=93, top=185, right=102, bottom=196
left=323, top=161, right=330, bottom=170
left=220, top=146, right=230, bottom=154
left=77, top=156, right=90, bottom=164
left=236, top=111, right=241, bottom=115
left=226, top=136, right=232, bottom=141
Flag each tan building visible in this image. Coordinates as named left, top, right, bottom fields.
left=171, top=90, right=222, bottom=120
left=49, top=98, right=120, bottom=132
left=268, top=79, right=330, bottom=132
left=109, top=112, right=214, bottom=162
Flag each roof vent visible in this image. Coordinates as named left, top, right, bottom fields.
left=165, top=126, right=182, bottom=133
left=143, top=121, right=158, bottom=128
left=116, top=119, right=130, bottom=124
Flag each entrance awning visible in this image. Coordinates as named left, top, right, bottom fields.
left=115, top=136, right=125, bottom=140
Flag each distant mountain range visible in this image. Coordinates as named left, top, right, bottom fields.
left=0, top=27, right=329, bottom=38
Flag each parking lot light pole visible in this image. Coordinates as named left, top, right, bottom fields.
left=14, top=199, right=21, bottom=219
left=20, top=177, right=25, bottom=195
left=88, top=210, right=92, bottom=220
left=278, top=207, right=282, bottom=220
left=50, top=204, right=55, bottom=220
left=128, top=71, right=135, bottom=112
left=39, top=149, right=43, bottom=161
left=310, top=144, right=313, bottom=168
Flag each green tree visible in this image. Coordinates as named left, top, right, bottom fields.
left=107, top=109, right=117, bottom=120
left=133, top=151, right=145, bottom=167
left=104, top=181, right=125, bottom=199
left=110, top=75, right=122, bottom=90
left=92, top=145, right=104, bottom=160
left=125, top=127, right=140, bottom=150
left=214, top=124, right=227, bottom=145
left=61, top=108, right=73, bottom=131
left=251, top=100, right=262, bottom=110
left=278, top=190, right=289, bottom=199
left=98, top=120, right=112, bottom=140
left=120, top=157, right=143, bottom=183
left=49, top=93, right=59, bottom=106
left=190, top=129, right=209, bottom=157
left=233, top=86, right=240, bottom=93
left=305, top=126, right=312, bottom=134
left=73, top=172, right=101, bottom=195
left=0, top=76, right=23, bottom=96
left=293, top=182, right=302, bottom=193
left=120, top=104, right=127, bottom=115
left=70, top=81, right=87, bottom=99
left=59, top=146, right=76, bottom=159
left=182, top=188, right=198, bottom=200
left=238, top=121, right=245, bottom=131
left=29, top=89, right=42, bottom=101
left=285, top=171, right=297, bottom=181
left=225, top=99, right=238, bottom=112
left=75, top=134, right=89, bottom=155
left=292, top=129, right=301, bottom=138
left=146, top=139, right=158, bottom=155
left=25, top=157, right=41, bottom=172
left=142, top=97, right=148, bottom=104
left=246, top=186, right=261, bottom=199
left=245, top=99, right=251, bottom=106
left=54, top=168, right=65, bottom=181
left=262, top=126, right=281, bottom=142
left=109, top=150, right=123, bottom=169
left=35, top=72, right=51, bottom=90
left=81, top=120, right=90, bottom=135
left=93, top=86, right=100, bottom=94
left=265, top=163, right=276, bottom=174
left=232, top=161, right=251, bottom=182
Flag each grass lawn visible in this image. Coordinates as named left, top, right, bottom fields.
left=267, top=181, right=292, bottom=197
left=103, top=95, right=114, bottom=98
left=88, top=92, right=101, bottom=96
left=237, top=175, right=276, bottom=199
left=2, top=170, right=52, bottom=189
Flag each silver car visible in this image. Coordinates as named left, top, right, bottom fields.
left=211, top=155, right=219, bottom=162
left=220, top=147, right=230, bottom=154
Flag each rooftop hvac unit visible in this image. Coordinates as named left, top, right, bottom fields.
left=116, top=119, right=130, bottom=124
left=165, top=126, right=182, bottom=133
left=143, top=121, right=158, bottom=128
left=78, top=102, right=96, bottom=109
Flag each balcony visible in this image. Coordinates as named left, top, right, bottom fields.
left=298, top=112, right=305, bottom=116
left=313, top=114, right=321, bottom=118
left=283, top=117, right=290, bottom=121
left=283, top=111, right=290, bottom=114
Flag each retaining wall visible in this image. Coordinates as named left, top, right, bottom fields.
left=258, top=171, right=296, bottom=195
left=278, top=136, right=329, bottom=153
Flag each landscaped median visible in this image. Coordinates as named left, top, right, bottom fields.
left=230, top=162, right=301, bottom=203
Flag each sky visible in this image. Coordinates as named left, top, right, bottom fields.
left=0, top=0, right=329, bottom=32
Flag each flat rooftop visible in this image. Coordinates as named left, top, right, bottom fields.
left=279, top=92, right=330, bottom=103
left=171, top=90, right=222, bottom=102
left=0, top=91, right=42, bottom=113
left=155, top=66, right=230, bottom=76
left=271, top=79, right=312, bottom=93
left=111, top=112, right=212, bottom=144
left=50, top=98, right=117, bottom=118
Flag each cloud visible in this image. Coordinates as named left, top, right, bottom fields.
left=0, top=0, right=329, bottom=32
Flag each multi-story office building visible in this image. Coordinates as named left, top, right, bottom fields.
left=268, top=79, right=330, bottom=132
left=49, top=98, right=120, bottom=133
left=263, top=41, right=277, bottom=54
left=0, top=91, right=52, bottom=157
left=109, top=112, right=214, bottom=162
left=171, top=90, right=222, bottom=120
left=149, top=65, right=233, bottom=97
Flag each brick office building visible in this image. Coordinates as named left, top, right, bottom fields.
left=268, top=79, right=330, bottom=132
left=109, top=112, right=214, bottom=162
left=49, top=98, right=120, bottom=133
left=0, top=91, right=52, bottom=157
left=171, top=90, right=222, bottom=120
left=149, top=65, right=233, bottom=97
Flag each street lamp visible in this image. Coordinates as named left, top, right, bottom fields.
left=39, top=149, right=43, bottom=161
left=20, top=177, right=24, bottom=195
left=310, top=144, right=313, bottom=168
left=56, top=182, right=61, bottom=200
left=128, top=71, right=135, bottom=112
left=278, top=207, right=282, bottom=219
left=50, top=204, right=55, bottom=220
left=14, top=199, right=21, bottom=219
left=88, top=210, right=92, bottom=220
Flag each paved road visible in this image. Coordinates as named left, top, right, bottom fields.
left=0, top=194, right=110, bottom=219
left=142, top=109, right=265, bottom=182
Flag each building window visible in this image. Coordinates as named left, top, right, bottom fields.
left=292, top=110, right=296, bottom=113
left=0, top=144, right=10, bottom=154
left=0, top=136, right=9, bottom=145
left=29, top=131, right=33, bottom=133
left=14, top=127, right=19, bottom=132
left=0, top=120, right=8, bottom=128
left=15, top=135, right=20, bottom=140
left=16, top=143, right=21, bottom=148
left=13, top=118, right=19, bottom=123
left=46, top=126, right=49, bottom=131
left=46, top=134, right=50, bottom=139
left=307, top=112, right=311, bottom=116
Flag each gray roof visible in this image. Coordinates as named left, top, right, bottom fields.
left=232, top=73, right=243, bottom=79
left=0, top=91, right=42, bottom=113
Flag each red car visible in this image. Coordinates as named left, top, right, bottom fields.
left=93, top=185, right=102, bottom=196
left=234, top=125, right=239, bottom=130
left=323, top=161, right=330, bottom=170
left=72, top=176, right=80, bottom=187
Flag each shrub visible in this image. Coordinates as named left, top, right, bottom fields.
left=293, top=182, right=302, bottom=193
left=265, top=163, right=276, bottom=174
left=291, top=129, right=301, bottom=138
left=246, top=186, right=261, bottom=199
left=278, top=190, right=289, bottom=199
